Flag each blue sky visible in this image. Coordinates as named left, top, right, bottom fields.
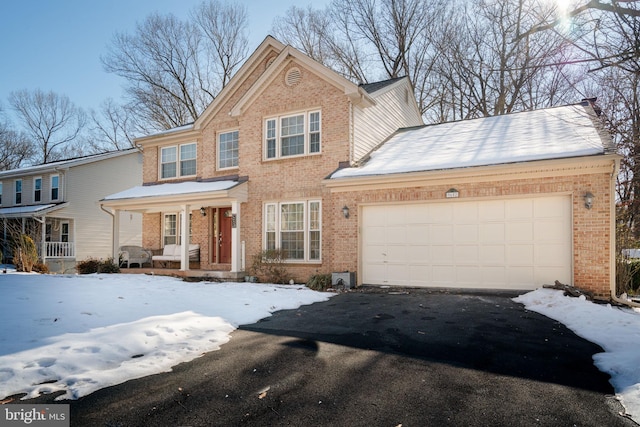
left=0, top=0, right=328, bottom=117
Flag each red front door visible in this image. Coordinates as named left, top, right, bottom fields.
left=213, top=208, right=233, bottom=264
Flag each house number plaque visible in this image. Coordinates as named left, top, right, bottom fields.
left=445, top=188, right=459, bottom=198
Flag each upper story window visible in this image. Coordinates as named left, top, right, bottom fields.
left=15, top=180, right=22, bottom=204
left=265, top=110, right=321, bottom=160
left=0, top=182, right=3, bottom=205
left=51, top=175, right=59, bottom=201
left=34, top=177, right=42, bottom=202
left=218, top=130, right=239, bottom=169
left=160, top=142, right=197, bottom=179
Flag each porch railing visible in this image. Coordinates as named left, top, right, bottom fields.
left=41, top=242, right=75, bottom=258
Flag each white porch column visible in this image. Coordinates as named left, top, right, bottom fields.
left=112, top=210, right=120, bottom=263
left=40, top=216, right=46, bottom=263
left=180, top=205, right=190, bottom=271
left=231, top=201, right=241, bottom=273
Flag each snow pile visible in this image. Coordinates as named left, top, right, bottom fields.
left=0, top=271, right=331, bottom=401
left=514, top=289, right=640, bottom=422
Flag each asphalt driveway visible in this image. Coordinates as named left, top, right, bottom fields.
left=25, top=287, right=634, bottom=426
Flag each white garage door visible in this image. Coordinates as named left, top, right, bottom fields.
left=361, top=196, right=572, bottom=290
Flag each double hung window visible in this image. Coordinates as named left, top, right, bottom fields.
left=15, top=180, right=22, bottom=205
left=160, top=143, right=197, bottom=179
left=265, top=111, right=321, bottom=159
left=163, top=213, right=192, bottom=246
left=50, top=175, right=59, bottom=201
left=218, top=131, right=239, bottom=169
left=264, top=200, right=321, bottom=262
left=34, top=177, right=42, bottom=202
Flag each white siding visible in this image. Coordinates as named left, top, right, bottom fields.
left=56, top=152, right=143, bottom=261
left=353, top=79, right=423, bottom=162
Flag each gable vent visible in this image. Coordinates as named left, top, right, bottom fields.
left=285, top=67, right=302, bottom=86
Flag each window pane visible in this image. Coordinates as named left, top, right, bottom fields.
left=281, top=203, right=304, bottom=231
left=219, top=131, right=239, bottom=168
left=282, top=135, right=304, bottom=156
left=266, top=119, right=276, bottom=159
left=281, top=231, right=304, bottom=259
left=162, top=163, right=177, bottom=179
left=51, top=176, right=59, bottom=200
left=34, top=178, right=41, bottom=202
left=180, top=159, right=196, bottom=176
left=281, top=115, right=304, bottom=157
left=310, top=230, right=320, bottom=260
left=164, top=214, right=177, bottom=246
left=309, top=112, right=320, bottom=153
left=161, top=147, right=177, bottom=178
left=180, top=144, right=197, bottom=176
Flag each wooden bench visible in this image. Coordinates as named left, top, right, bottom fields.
left=152, top=244, right=200, bottom=268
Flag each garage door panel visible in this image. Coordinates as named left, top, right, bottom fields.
left=431, top=224, right=454, bottom=243
left=507, top=222, right=534, bottom=241
left=508, top=199, right=534, bottom=219
left=454, top=245, right=479, bottom=263
left=480, top=245, right=506, bottom=263
left=407, top=225, right=430, bottom=244
left=479, top=201, right=506, bottom=221
left=455, top=224, right=478, bottom=243
left=480, top=223, right=505, bottom=241
left=362, top=196, right=571, bottom=289
left=431, top=245, right=453, bottom=263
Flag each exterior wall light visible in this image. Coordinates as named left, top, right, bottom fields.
left=200, top=207, right=207, bottom=216
left=583, top=191, right=594, bottom=210
left=342, top=205, right=350, bottom=218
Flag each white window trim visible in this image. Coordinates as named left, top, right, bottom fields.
left=217, top=129, right=240, bottom=171
left=50, top=174, right=60, bottom=201
left=33, top=176, right=42, bottom=203
left=263, top=200, right=322, bottom=263
left=159, top=142, right=197, bottom=180
left=263, top=110, right=321, bottom=160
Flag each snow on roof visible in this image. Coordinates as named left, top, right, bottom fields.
left=331, top=104, right=608, bottom=179
left=0, top=204, right=66, bottom=218
left=0, top=148, right=139, bottom=178
left=102, top=180, right=239, bottom=201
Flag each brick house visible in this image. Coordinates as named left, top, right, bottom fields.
left=101, top=36, right=619, bottom=297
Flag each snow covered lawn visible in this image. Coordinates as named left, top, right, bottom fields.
left=0, top=269, right=331, bottom=401
left=1, top=270, right=639, bottom=424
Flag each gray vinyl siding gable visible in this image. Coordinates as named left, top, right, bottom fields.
left=352, top=79, right=423, bottom=162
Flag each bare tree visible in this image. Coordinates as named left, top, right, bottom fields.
left=87, top=99, right=136, bottom=151
left=192, top=1, right=249, bottom=88
left=0, top=122, right=34, bottom=171
left=102, top=1, right=249, bottom=133
left=9, top=89, right=86, bottom=164
left=431, top=0, right=577, bottom=121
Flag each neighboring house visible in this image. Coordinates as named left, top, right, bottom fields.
left=101, top=36, right=619, bottom=298
left=0, top=149, right=143, bottom=273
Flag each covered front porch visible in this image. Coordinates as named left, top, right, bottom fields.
left=100, top=179, right=248, bottom=277
left=0, top=203, right=75, bottom=272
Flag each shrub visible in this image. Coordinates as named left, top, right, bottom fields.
left=13, top=234, right=38, bottom=273
left=250, top=249, right=289, bottom=284
left=77, top=257, right=120, bottom=274
left=32, top=263, right=49, bottom=274
left=306, top=273, right=332, bottom=291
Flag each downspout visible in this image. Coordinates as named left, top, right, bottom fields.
left=100, top=204, right=117, bottom=262
left=608, top=157, right=640, bottom=308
